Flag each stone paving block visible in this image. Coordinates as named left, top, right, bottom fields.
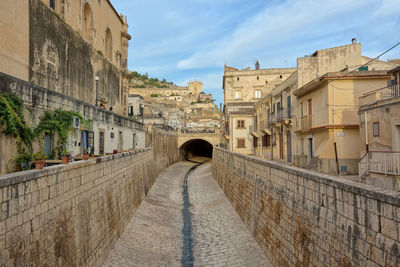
left=102, top=162, right=272, bottom=266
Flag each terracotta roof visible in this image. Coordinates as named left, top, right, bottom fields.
left=224, top=65, right=239, bottom=71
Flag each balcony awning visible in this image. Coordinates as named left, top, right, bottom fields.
left=262, top=128, right=271, bottom=135
left=251, top=131, right=259, bottom=137
left=284, top=118, right=294, bottom=126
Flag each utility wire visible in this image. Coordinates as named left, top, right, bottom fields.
left=340, top=41, right=400, bottom=78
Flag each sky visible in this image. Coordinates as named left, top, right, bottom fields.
left=112, top=0, right=400, bottom=107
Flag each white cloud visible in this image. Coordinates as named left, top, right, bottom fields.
left=177, top=0, right=377, bottom=69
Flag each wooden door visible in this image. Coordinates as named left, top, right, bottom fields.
left=308, top=99, right=312, bottom=128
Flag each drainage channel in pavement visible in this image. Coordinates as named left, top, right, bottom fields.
left=181, top=162, right=200, bottom=267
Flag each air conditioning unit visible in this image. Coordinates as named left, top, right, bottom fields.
left=72, top=116, right=80, bottom=129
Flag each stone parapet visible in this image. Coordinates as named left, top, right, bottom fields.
left=0, top=130, right=178, bottom=266
left=0, top=72, right=143, bottom=131
left=212, top=147, right=400, bottom=266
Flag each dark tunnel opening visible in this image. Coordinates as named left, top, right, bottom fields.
left=179, top=139, right=213, bottom=161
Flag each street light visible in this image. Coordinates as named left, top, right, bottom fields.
left=95, top=76, right=99, bottom=106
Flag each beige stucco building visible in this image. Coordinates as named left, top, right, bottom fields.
left=253, top=95, right=272, bottom=158
left=358, top=67, right=400, bottom=190
left=224, top=102, right=255, bottom=154
left=294, top=70, right=391, bottom=175
left=250, top=41, right=398, bottom=176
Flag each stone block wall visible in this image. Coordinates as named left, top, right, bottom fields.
left=152, top=128, right=179, bottom=169
left=0, top=72, right=145, bottom=175
left=0, top=130, right=178, bottom=266
left=212, top=147, right=400, bottom=267
left=29, top=0, right=124, bottom=114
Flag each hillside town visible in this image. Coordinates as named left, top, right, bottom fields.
left=222, top=42, right=400, bottom=191
left=1, top=0, right=400, bottom=267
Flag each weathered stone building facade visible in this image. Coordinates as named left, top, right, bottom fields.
left=0, top=0, right=131, bottom=115
left=0, top=0, right=145, bottom=175
left=358, top=67, right=400, bottom=190
left=248, top=42, right=398, bottom=176
left=223, top=64, right=296, bottom=155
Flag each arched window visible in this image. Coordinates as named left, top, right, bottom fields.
left=105, top=28, right=112, bottom=61
left=83, top=3, right=93, bottom=44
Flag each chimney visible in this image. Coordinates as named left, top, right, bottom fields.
left=352, top=38, right=357, bottom=44
left=255, top=60, right=260, bottom=70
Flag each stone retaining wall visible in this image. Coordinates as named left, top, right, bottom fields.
left=0, top=131, right=178, bottom=266
left=212, top=147, right=400, bottom=266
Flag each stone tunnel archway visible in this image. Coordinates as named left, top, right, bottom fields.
left=179, top=139, right=213, bottom=161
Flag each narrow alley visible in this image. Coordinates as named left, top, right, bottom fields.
left=102, top=161, right=271, bottom=266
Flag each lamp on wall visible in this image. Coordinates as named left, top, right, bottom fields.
left=95, top=76, right=99, bottom=106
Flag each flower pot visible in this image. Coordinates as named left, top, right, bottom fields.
left=62, top=157, right=69, bottom=164
left=83, top=153, right=90, bottom=160
left=113, top=149, right=118, bottom=154
left=34, top=160, right=45, bottom=170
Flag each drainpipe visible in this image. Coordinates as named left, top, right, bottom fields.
left=365, top=111, right=369, bottom=153
left=271, top=127, right=274, bottom=160
left=365, top=111, right=369, bottom=172
left=333, top=80, right=340, bottom=175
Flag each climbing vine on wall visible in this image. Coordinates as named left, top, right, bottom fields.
left=34, top=109, right=91, bottom=156
left=0, top=93, right=91, bottom=171
left=0, top=93, right=35, bottom=168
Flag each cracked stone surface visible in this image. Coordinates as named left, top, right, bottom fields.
left=102, top=161, right=272, bottom=266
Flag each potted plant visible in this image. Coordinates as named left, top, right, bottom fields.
left=33, top=151, right=46, bottom=170
left=83, top=148, right=90, bottom=160
left=60, top=148, right=70, bottom=164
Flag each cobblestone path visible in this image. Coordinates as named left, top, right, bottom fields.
left=102, top=161, right=272, bottom=267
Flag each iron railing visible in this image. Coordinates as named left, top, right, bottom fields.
left=380, top=84, right=400, bottom=100
left=268, top=113, right=277, bottom=127
left=359, top=151, right=400, bottom=177
left=300, top=115, right=312, bottom=131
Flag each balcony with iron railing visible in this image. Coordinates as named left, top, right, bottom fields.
left=360, top=83, right=400, bottom=106
left=359, top=151, right=400, bottom=178
left=268, top=113, right=277, bottom=127
left=277, top=109, right=284, bottom=122
left=276, top=108, right=292, bottom=122
left=300, top=115, right=312, bottom=132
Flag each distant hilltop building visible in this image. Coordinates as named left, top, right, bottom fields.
left=130, top=80, right=204, bottom=98
left=188, top=81, right=203, bottom=95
